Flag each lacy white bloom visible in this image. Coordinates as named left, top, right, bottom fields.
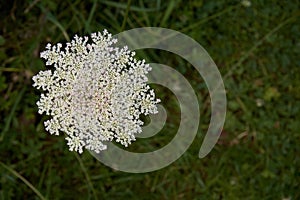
left=33, top=30, right=160, bottom=153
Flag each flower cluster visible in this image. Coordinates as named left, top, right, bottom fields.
left=33, top=30, right=160, bottom=153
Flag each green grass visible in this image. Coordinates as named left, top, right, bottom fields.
left=1, top=0, right=300, bottom=199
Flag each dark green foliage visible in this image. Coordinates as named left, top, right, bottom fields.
left=0, top=0, right=299, bottom=199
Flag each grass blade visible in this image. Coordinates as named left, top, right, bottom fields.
left=74, top=153, right=98, bottom=200
left=99, top=0, right=159, bottom=12
left=0, top=162, right=46, bottom=200
left=0, top=87, right=26, bottom=142
left=121, top=0, right=132, bottom=31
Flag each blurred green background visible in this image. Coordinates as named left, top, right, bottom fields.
left=0, top=0, right=299, bottom=199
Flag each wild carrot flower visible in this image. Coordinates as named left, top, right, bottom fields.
left=33, top=30, right=160, bottom=153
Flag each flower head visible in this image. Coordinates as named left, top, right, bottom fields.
left=33, top=30, right=160, bottom=153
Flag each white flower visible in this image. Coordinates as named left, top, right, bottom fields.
left=33, top=30, right=160, bottom=153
